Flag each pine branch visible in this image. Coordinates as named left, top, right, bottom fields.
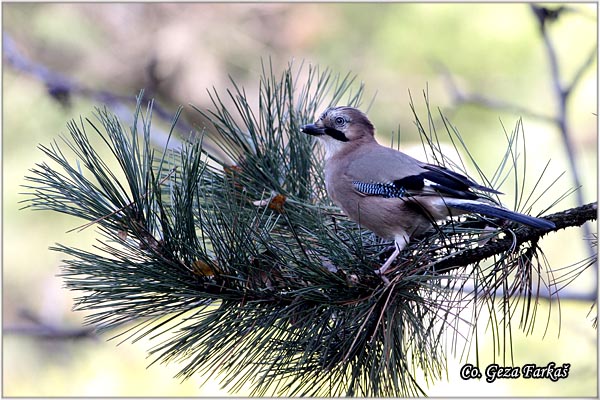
left=431, top=202, right=597, bottom=273
left=21, top=62, right=596, bottom=397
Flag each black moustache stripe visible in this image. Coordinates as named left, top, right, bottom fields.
left=324, top=127, right=349, bottom=142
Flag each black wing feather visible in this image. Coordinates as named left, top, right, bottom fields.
left=397, top=170, right=478, bottom=199
left=391, top=169, right=479, bottom=200
left=388, top=164, right=501, bottom=200
left=421, top=164, right=502, bottom=194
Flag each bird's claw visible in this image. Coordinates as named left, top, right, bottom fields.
left=375, top=268, right=391, bottom=286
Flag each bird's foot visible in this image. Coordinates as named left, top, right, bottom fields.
left=374, top=246, right=401, bottom=285
left=375, top=269, right=391, bottom=286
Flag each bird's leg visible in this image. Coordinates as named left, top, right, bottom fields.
left=375, top=235, right=408, bottom=279
left=376, top=247, right=400, bottom=277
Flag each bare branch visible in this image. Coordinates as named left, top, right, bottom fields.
left=4, top=310, right=97, bottom=340
left=437, top=63, right=556, bottom=123
left=530, top=4, right=596, bottom=272
left=3, top=34, right=186, bottom=150
left=565, top=45, right=598, bottom=96
left=438, top=6, right=596, bottom=270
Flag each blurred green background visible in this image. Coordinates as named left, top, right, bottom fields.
left=3, top=3, right=597, bottom=397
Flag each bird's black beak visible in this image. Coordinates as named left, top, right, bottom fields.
left=301, top=124, right=326, bottom=137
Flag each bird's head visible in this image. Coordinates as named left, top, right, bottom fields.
left=301, top=106, right=375, bottom=157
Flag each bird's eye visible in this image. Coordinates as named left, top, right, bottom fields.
left=334, top=117, right=346, bottom=125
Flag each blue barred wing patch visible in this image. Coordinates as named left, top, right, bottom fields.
left=352, top=181, right=407, bottom=198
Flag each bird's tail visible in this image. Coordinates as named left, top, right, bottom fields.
left=445, top=199, right=555, bottom=230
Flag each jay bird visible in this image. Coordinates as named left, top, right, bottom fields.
left=301, top=106, right=555, bottom=277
